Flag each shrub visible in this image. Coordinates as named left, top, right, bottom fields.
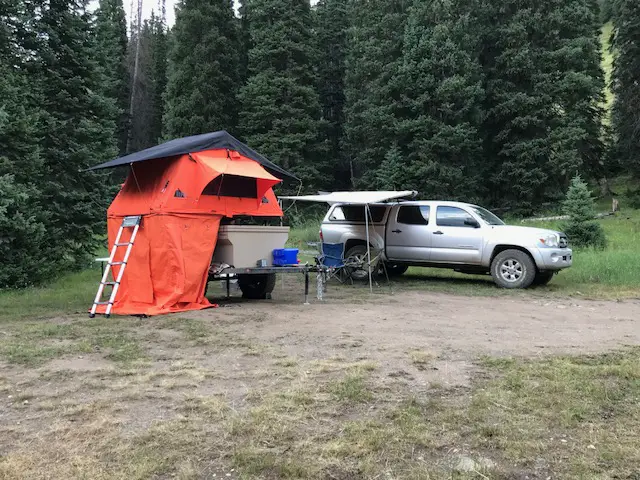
left=561, top=175, right=607, bottom=249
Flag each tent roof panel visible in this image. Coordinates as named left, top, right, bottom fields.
left=87, top=130, right=297, bottom=181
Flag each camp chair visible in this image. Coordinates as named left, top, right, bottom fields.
left=317, top=243, right=352, bottom=284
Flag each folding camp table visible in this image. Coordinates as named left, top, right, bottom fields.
left=209, top=264, right=328, bottom=304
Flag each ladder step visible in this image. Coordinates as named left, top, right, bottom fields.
left=94, top=301, right=113, bottom=305
left=115, top=242, right=132, bottom=247
left=109, top=261, right=127, bottom=266
left=101, top=281, right=119, bottom=286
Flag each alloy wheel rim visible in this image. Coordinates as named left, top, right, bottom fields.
left=500, top=259, right=523, bottom=282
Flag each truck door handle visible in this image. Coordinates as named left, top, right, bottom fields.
left=433, top=231, right=444, bottom=235
left=391, top=229, right=402, bottom=234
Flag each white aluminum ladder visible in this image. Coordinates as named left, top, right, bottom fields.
left=89, top=215, right=142, bottom=318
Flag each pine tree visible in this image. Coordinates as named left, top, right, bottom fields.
left=0, top=0, right=50, bottom=286
left=149, top=9, right=168, bottom=145
left=238, top=0, right=251, bottom=86
left=545, top=0, right=606, bottom=193
left=238, top=0, right=323, bottom=188
left=611, top=0, right=640, bottom=179
left=129, top=12, right=168, bottom=151
left=95, top=0, right=130, bottom=154
left=480, top=0, right=605, bottom=214
left=315, top=0, right=349, bottom=188
left=389, top=0, right=485, bottom=201
left=561, top=175, right=606, bottom=248
left=343, top=0, right=411, bottom=187
left=35, top=0, right=118, bottom=271
left=163, top=0, right=240, bottom=138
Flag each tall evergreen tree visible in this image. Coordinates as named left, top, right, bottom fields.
left=611, top=0, right=640, bottom=178
left=238, top=0, right=251, bottom=86
left=546, top=0, right=606, bottom=193
left=345, top=0, right=411, bottom=187
left=238, top=0, right=323, bottom=188
left=35, top=0, right=118, bottom=270
left=128, top=8, right=168, bottom=151
left=480, top=0, right=605, bottom=214
left=0, top=0, right=50, bottom=287
left=343, top=0, right=411, bottom=187
left=95, top=0, right=130, bottom=154
left=315, top=0, right=349, bottom=188
left=163, top=0, right=240, bottom=138
left=149, top=6, right=168, bottom=143
left=385, top=0, right=485, bottom=201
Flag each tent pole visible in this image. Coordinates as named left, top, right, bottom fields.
left=365, top=204, right=372, bottom=293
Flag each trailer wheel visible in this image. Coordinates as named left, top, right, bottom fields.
left=238, top=273, right=277, bottom=299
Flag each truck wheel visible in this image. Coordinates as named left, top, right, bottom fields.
left=384, top=264, right=408, bottom=277
left=533, top=271, right=555, bottom=286
left=490, top=249, right=536, bottom=289
left=238, top=273, right=277, bottom=299
left=345, top=245, right=379, bottom=282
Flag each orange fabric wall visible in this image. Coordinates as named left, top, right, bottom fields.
left=96, top=214, right=222, bottom=316
left=108, top=151, right=284, bottom=218
left=97, top=150, right=285, bottom=316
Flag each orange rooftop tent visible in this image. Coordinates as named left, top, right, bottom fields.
left=88, top=131, right=297, bottom=316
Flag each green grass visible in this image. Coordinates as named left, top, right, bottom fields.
left=0, top=317, right=146, bottom=366
left=0, top=267, right=99, bottom=322
left=286, top=221, right=321, bottom=248
left=601, top=21, right=615, bottom=116
left=222, top=349, right=640, bottom=479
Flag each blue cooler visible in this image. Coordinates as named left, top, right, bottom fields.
left=272, top=248, right=299, bottom=266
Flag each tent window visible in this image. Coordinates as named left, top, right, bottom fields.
left=202, top=175, right=257, bottom=198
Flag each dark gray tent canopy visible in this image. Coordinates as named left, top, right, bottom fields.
left=88, top=130, right=298, bottom=181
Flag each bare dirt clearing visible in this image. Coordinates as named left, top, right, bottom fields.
left=0, top=284, right=638, bottom=479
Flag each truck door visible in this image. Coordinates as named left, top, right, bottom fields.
left=386, top=205, right=432, bottom=261
left=429, top=206, right=484, bottom=264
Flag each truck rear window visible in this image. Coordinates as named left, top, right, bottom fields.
left=329, top=206, right=387, bottom=222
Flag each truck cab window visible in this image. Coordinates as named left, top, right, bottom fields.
left=397, top=206, right=430, bottom=225
left=330, top=205, right=386, bottom=222
left=436, top=206, right=476, bottom=227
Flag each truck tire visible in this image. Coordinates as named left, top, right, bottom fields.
left=490, top=249, right=536, bottom=289
left=238, top=273, right=277, bottom=299
left=345, top=245, right=379, bottom=282
left=384, top=263, right=408, bottom=277
left=533, top=270, right=555, bottom=286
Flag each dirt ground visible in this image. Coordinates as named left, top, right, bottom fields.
left=1, top=282, right=639, bottom=478
left=192, top=287, right=640, bottom=389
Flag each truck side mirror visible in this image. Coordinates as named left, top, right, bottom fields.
left=464, top=218, right=481, bottom=228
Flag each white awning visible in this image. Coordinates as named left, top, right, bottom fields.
left=279, top=190, right=417, bottom=205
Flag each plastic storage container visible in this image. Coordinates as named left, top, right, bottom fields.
left=272, top=248, right=299, bottom=266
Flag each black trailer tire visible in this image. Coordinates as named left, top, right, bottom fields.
left=533, top=270, right=555, bottom=286
left=384, top=264, right=409, bottom=277
left=238, top=273, right=277, bottom=299
left=490, top=249, right=536, bottom=289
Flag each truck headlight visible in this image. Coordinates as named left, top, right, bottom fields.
left=539, top=234, right=559, bottom=248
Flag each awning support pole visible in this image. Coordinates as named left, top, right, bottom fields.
left=365, top=204, right=373, bottom=293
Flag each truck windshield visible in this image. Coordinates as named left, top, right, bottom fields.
left=470, top=206, right=505, bottom=226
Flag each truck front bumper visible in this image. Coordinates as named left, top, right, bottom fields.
left=536, top=247, right=573, bottom=271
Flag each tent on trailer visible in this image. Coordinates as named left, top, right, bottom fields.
left=89, top=131, right=296, bottom=316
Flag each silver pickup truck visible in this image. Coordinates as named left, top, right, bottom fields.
left=320, top=201, right=572, bottom=288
